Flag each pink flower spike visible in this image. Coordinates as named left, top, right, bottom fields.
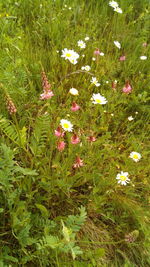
left=57, top=141, right=66, bottom=152
left=54, top=126, right=65, bottom=138
left=71, top=102, right=80, bottom=112
left=119, top=55, right=126, bottom=61
left=71, top=134, right=80, bottom=144
left=122, top=81, right=132, bottom=94
left=73, top=156, right=84, bottom=168
left=94, top=48, right=100, bottom=55
left=40, top=90, right=54, bottom=100
left=87, top=136, right=96, bottom=142
left=41, top=71, right=51, bottom=91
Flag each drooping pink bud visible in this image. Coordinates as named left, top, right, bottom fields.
left=57, top=141, right=66, bottom=152
left=87, top=136, right=96, bottom=142
left=71, top=102, right=80, bottom=112
left=94, top=48, right=100, bottom=55
left=73, top=156, right=84, bottom=168
left=122, top=81, right=132, bottom=94
left=71, top=134, right=80, bottom=144
left=119, top=55, right=126, bottom=61
left=54, top=126, right=65, bottom=137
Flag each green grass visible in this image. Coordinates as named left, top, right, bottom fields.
left=0, top=0, right=150, bottom=266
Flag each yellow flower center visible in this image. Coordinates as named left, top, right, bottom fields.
left=63, top=123, right=69, bottom=129
left=133, top=154, right=138, bottom=159
left=66, top=53, right=71, bottom=57
left=96, top=99, right=101, bottom=103
left=120, top=175, right=127, bottom=181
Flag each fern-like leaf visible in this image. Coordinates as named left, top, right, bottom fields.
left=0, top=115, right=20, bottom=145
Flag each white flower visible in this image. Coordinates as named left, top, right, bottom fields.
left=129, top=152, right=141, bottom=162
left=116, top=171, right=130, bottom=186
left=77, top=40, right=86, bottom=49
left=128, top=116, right=134, bottom=121
left=90, top=77, right=101, bottom=87
left=68, top=7, right=72, bottom=10
left=61, top=48, right=79, bottom=64
left=140, top=56, right=147, bottom=60
left=114, top=7, right=123, bottom=13
left=69, top=58, right=78, bottom=65
left=109, top=1, right=119, bottom=8
left=60, top=119, right=73, bottom=132
left=114, top=41, right=121, bottom=49
left=69, top=88, right=79, bottom=95
left=106, top=81, right=109, bottom=84
left=100, top=52, right=105, bottom=56
left=91, top=93, right=107, bottom=105
left=92, top=57, right=96, bottom=61
left=85, top=36, right=90, bottom=41
left=81, top=65, right=91, bottom=71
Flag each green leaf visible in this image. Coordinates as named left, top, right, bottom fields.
left=35, top=204, right=49, bottom=217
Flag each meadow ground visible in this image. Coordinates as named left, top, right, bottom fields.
left=0, top=0, right=150, bottom=266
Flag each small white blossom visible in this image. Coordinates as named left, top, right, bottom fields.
left=92, top=57, right=96, bottom=61
left=128, top=116, right=134, bottom=121
left=69, top=88, right=79, bottom=96
left=100, top=52, right=105, bottom=56
left=109, top=1, right=119, bottom=8
left=60, top=119, right=73, bottom=132
left=116, top=171, right=130, bottom=186
left=91, top=93, right=107, bottom=105
left=114, top=41, right=121, bottom=49
left=81, top=65, right=91, bottom=71
left=129, top=152, right=141, bottom=162
left=114, top=7, right=123, bottom=13
left=90, top=77, right=101, bottom=87
left=140, top=56, right=147, bottom=60
left=77, top=40, right=86, bottom=49
left=85, top=36, right=90, bottom=41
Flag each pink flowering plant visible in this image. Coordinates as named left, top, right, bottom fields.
left=0, top=0, right=150, bottom=266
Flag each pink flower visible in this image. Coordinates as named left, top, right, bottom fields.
left=122, top=81, right=132, bottom=94
left=87, top=136, right=96, bottom=142
left=57, top=141, right=66, bottom=152
left=40, top=90, right=54, bottom=100
left=54, top=126, right=65, bottom=138
left=73, top=156, right=84, bottom=168
left=94, top=48, right=100, bottom=55
left=71, top=134, right=80, bottom=144
left=71, top=102, right=80, bottom=112
left=119, top=55, right=126, bottom=61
